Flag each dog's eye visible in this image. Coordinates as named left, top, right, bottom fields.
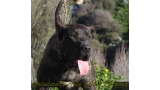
left=70, top=34, right=76, bottom=38
left=88, top=35, right=91, bottom=39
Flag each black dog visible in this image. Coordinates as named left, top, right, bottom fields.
left=36, top=0, right=97, bottom=90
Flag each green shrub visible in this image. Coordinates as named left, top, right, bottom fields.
left=92, top=61, right=124, bottom=90
left=50, top=87, right=59, bottom=90
left=113, top=0, right=129, bottom=41
left=92, top=0, right=116, bottom=12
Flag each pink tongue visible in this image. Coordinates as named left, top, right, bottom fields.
left=77, top=60, right=89, bottom=75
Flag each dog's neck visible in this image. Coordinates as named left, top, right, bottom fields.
left=54, top=42, right=74, bottom=69
left=55, top=43, right=63, bottom=60
left=54, top=41, right=68, bottom=60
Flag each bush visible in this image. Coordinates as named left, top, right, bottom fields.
left=113, top=0, right=129, bottom=41
left=96, top=20, right=123, bottom=45
left=92, top=61, right=124, bottom=90
left=92, top=0, right=116, bottom=12
left=49, top=87, right=59, bottom=90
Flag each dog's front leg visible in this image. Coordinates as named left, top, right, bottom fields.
left=77, top=77, right=95, bottom=90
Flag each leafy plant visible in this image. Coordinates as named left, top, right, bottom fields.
left=113, top=0, right=129, bottom=41
left=50, top=87, right=59, bottom=90
left=92, top=61, right=124, bottom=90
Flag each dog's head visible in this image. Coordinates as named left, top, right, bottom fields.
left=55, top=0, right=98, bottom=75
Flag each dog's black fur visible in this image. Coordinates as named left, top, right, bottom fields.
left=36, top=0, right=97, bottom=90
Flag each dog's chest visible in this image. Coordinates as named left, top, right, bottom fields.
left=60, top=61, right=92, bottom=81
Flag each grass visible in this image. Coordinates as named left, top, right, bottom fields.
left=113, top=44, right=129, bottom=81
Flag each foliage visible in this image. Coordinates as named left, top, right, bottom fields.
left=92, top=0, right=116, bottom=12
left=113, top=0, right=129, bottom=41
left=49, top=87, right=59, bottom=90
left=91, top=0, right=129, bottom=43
left=96, top=20, right=123, bottom=44
left=92, top=61, right=124, bottom=90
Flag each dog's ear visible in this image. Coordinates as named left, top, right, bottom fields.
left=55, top=0, right=68, bottom=32
left=88, top=25, right=99, bottom=33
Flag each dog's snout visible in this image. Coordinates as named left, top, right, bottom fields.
left=83, top=45, right=91, bottom=52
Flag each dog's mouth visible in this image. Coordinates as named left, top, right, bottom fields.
left=71, top=55, right=90, bottom=76
left=81, top=55, right=89, bottom=61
